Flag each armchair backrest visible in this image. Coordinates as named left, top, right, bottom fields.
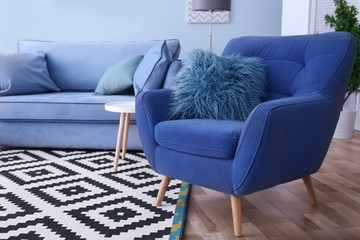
left=222, top=32, right=356, bottom=103
left=226, top=33, right=357, bottom=195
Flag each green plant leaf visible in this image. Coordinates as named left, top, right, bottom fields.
left=325, top=0, right=360, bottom=104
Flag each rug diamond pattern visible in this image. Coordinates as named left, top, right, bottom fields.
left=0, top=149, right=182, bottom=240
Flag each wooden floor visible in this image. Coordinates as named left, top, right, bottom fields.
left=183, top=131, right=360, bottom=240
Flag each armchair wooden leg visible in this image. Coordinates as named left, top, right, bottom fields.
left=155, top=176, right=171, bottom=206
left=303, top=176, right=318, bottom=205
left=230, top=195, right=242, bottom=237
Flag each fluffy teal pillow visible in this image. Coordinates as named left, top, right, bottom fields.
left=168, top=49, right=267, bottom=121
left=95, top=55, right=143, bottom=95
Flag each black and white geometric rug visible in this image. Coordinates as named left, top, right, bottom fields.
left=0, top=149, right=190, bottom=240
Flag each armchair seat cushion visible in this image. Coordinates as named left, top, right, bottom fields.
left=155, top=119, right=245, bottom=159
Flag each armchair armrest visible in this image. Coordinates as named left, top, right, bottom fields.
left=231, top=93, right=341, bottom=196
left=136, top=88, right=173, bottom=170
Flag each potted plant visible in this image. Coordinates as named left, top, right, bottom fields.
left=325, top=0, right=360, bottom=138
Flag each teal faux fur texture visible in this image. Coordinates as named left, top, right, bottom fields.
left=168, top=49, right=267, bottom=121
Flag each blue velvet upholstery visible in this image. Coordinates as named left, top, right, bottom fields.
left=136, top=32, right=356, bottom=196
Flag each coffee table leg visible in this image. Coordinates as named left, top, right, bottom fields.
left=114, top=113, right=126, bottom=172
left=122, top=113, right=131, bottom=160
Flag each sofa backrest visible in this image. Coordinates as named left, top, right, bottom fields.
left=222, top=32, right=356, bottom=102
left=18, top=40, right=180, bottom=91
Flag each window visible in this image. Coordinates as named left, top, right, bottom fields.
left=282, top=0, right=360, bottom=35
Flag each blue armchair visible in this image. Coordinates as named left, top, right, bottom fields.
left=135, top=32, right=356, bottom=237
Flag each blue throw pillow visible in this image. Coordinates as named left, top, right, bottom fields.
left=0, top=52, right=60, bottom=96
left=168, top=49, right=267, bottom=121
left=95, top=55, right=144, bottom=95
left=133, top=41, right=172, bottom=95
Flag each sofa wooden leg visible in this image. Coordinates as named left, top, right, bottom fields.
left=155, top=176, right=171, bottom=206
left=303, top=176, right=318, bottom=205
left=230, top=195, right=242, bottom=237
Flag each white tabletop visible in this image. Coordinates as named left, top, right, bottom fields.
left=105, top=101, right=135, bottom=113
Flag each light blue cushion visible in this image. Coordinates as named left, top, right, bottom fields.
left=133, top=42, right=172, bottom=95
left=95, top=55, right=143, bottom=95
left=168, top=49, right=267, bottom=121
left=0, top=52, right=60, bottom=96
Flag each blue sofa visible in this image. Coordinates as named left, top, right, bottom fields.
left=0, top=40, right=181, bottom=150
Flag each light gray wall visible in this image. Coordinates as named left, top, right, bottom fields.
left=0, top=0, right=282, bottom=57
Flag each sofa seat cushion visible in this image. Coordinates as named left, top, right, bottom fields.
left=0, top=92, right=136, bottom=122
left=155, top=119, right=244, bottom=159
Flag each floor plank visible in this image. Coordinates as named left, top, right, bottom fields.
left=183, top=131, right=360, bottom=239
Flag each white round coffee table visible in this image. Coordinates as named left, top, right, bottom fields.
left=105, top=101, right=135, bottom=172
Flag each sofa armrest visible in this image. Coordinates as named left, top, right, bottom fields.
left=231, top=93, right=341, bottom=196
left=135, top=88, right=173, bottom=171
